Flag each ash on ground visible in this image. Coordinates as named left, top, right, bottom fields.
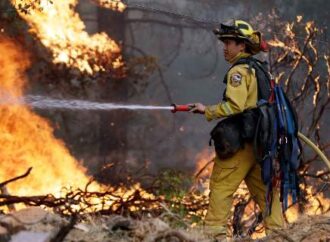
left=0, top=207, right=329, bottom=242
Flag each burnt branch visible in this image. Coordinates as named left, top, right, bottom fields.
left=194, top=159, right=213, bottom=179
left=0, top=183, right=209, bottom=219
left=0, top=167, right=32, bottom=188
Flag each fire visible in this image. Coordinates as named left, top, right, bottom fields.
left=192, top=148, right=214, bottom=194
left=285, top=184, right=330, bottom=223
left=92, top=0, right=126, bottom=11
left=325, top=55, right=330, bottom=97
left=0, top=36, right=157, bottom=213
left=194, top=148, right=214, bottom=179
left=0, top=1, right=153, bottom=213
left=0, top=36, right=97, bottom=196
left=11, top=0, right=126, bottom=75
left=193, top=148, right=330, bottom=230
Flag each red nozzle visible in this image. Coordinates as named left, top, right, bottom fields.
left=171, top=104, right=194, bottom=113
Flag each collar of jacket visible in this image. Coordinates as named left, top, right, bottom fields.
left=228, top=52, right=251, bottom=65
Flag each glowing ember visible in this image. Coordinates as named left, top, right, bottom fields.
left=11, top=0, right=126, bottom=75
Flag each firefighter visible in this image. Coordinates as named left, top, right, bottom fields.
left=190, top=20, right=284, bottom=237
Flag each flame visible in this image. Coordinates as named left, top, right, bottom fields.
left=296, top=15, right=303, bottom=23
left=193, top=149, right=330, bottom=230
left=92, top=0, right=126, bottom=11
left=192, top=149, right=214, bottom=195
left=268, top=39, right=286, bottom=48
left=1, top=1, right=153, bottom=213
left=285, top=184, right=330, bottom=223
left=0, top=36, right=158, bottom=214
left=312, top=75, right=320, bottom=106
left=194, top=149, right=214, bottom=179
left=0, top=36, right=97, bottom=196
left=325, top=55, right=330, bottom=97
left=285, top=23, right=295, bottom=39
left=11, top=0, right=126, bottom=75
left=268, top=19, right=325, bottom=107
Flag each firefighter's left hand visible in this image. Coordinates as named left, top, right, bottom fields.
left=189, top=103, right=206, bottom=114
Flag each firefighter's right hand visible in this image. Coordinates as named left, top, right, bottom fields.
left=189, top=103, right=206, bottom=114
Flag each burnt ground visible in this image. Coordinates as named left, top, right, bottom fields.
left=0, top=207, right=329, bottom=242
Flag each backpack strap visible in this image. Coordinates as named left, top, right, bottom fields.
left=223, top=57, right=273, bottom=102
left=273, top=84, right=301, bottom=210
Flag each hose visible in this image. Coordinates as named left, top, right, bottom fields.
left=298, top=132, right=330, bottom=169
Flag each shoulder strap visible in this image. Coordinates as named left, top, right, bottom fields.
left=223, top=57, right=272, bottom=102
left=223, top=57, right=251, bottom=84
left=247, top=58, right=272, bottom=102
left=222, top=57, right=251, bottom=100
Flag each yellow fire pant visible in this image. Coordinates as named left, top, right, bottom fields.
left=204, top=143, right=284, bottom=234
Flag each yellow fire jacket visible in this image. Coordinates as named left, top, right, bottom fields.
left=204, top=52, right=258, bottom=121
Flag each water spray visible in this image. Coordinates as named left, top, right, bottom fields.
left=0, top=95, right=196, bottom=113
left=1, top=95, right=328, bottom=167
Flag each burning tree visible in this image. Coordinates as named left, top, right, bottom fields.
left=261, top=12, right=330, bottom=216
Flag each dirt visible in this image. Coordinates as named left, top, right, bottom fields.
left=0, top=207, right=329, bottom=242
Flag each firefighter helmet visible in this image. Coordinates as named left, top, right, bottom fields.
left=213, top=19, right=267, bottom=54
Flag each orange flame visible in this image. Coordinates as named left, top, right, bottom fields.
left=194, top=148, right=214, bottom=178
left=192, top=148, right=214, bottom=195
left=11, top=0, right=126, bottom=75
left=0, top=2, right=156, bottom=212
left=0, top=36, right=157, bottom=214
left=285, top=184, right=330, bottom=223
left=193, top=149, right=330, bottom=226
left=0, top=36, right=97, bottom=196
left=92, top=0, right=126, bottom=11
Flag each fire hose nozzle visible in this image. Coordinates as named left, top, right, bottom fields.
left=171, top=104, right=195, bottom=113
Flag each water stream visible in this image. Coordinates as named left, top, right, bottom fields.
left=0, top=95, right=174, bottom=111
